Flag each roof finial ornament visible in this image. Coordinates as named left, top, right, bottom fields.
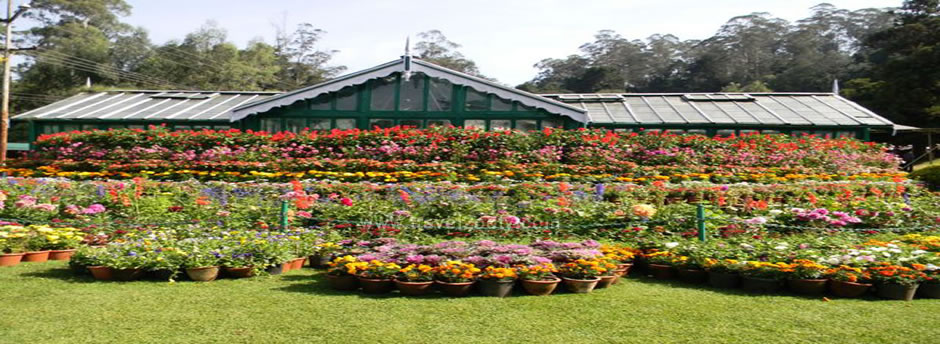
left=832, top=79, right=840, bottom=95
left=402, top=36, right=413, bottom=81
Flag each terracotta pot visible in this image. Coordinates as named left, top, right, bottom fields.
left=916, top=282, right=940, bottom=299
left=394, top=279, right=434, bottom=296
left=223, top=266, right=255, bottom=278
left=617, top=263, right=633, bottom=274
left=185, top=266, right=220, bottom=282
left=435, top=280, right=475, bottom=297
left=281, top=261, right=293, bottom=272
left=875, top=282, right=918, bottom=301
left=112, top=268, right=143, bottom=281
left=327, top=274, right=359, bottom=291
left=829, top=280, right=872, bottom=298
left=478, top=279, right=515, bottom=297
left=88, top=266, right=113, bottom=281
left=22, top=251, right=50, bottom=263
left=562, top=277, right=600, bottom=294
left=48, top=249, right=77, bottom=261
left=678, top=268, right=708, bottom=284
left=290, top=257, right=306, bottom=270
left=741, top=276, right=782, bottom=293
left=611, top=269, right=627, bottom=284
left=596, top=275, right=618, bottom=289
left=787, top=278, right=828, bottom=295
left=265, top=264, right=284, bottom=275
left=358, top=277, right=395, bottom=294
left=0, top=253, right=24, bottom=267
left=708, top=271, right=740, bottom=289
left=648, top=264, right=676, bottom=280
left=521, top=278, right=560, bottom=296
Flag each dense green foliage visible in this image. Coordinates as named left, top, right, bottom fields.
left=911, top=165, right=940, bottom=189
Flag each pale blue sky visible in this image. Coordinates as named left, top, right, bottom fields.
left=42, top=0, right=909, bottom=85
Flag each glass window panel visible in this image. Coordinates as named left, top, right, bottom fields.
left=9, top=122, right=28, bottom=142
left=490, top=119, right=511, bottom=130
left=464, top=119, right=486, bottom=129
left=212, top=125, right=230, bottom=130
left=81, top=124, right=99, bottom=130
left=815, top=130, right=833, bottom=138
left=127, top=125, right=145, bottom=130
left=762, top=130, right=781, bottom=135
left=739, top=129, right=758, bottom=135
left=491, top=96, right=512, bottom=111
left=335, top=118, right=356, bottom=129
left=309, top=119, right=331, bottom=130
left=286, top=118, right=306, bottom=133
left=399, top=75, right=425, bottom=111
left=687, top=129, right=707, bottom=135
left=792, top=130, right=810, bottom=137
left=370, top=76, right=396, bottom=111
left=465, top=88, right=488, bottom=111
left=716, top=129, right=735, bottom=137
left=261, top=118, right=281, bottom=132
left=309, top=94, right=332, bottom=110
left=541, top=119, right=562, bottom=128
left=836, top=131, right=856, bottom=138
left=370, top=118, right=395, bottom=129
left=428, top=78, right=453, bottom=111
left=399, top=119, right=422, bottom=128
left=174, top=125, right=191, bottom=131
left=62, top=124, right=80, bottom=132
left=335, top=87, right=357, bottom=111
left=427, top=119, right=451, bottom=127
left=193, top=125, right=210, bottom=130
left=516, top=119, right=538, bottom=132
left=614, top=128, right=632, bottom=132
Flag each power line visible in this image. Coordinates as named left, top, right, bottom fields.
left=30, top=49, right=179, bottom=88
left=26, top=51, right=172, bottom=88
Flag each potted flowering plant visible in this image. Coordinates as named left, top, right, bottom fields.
left=826, top=265, right=872, bottom=298
left=704, top=258, right=745, bottom=289
left=358, top=260, right=401, bottom=294
left=784, top=259, right=829, bottom=295
left=866, top=264, right=926, bottom=301
left=517, top=263, right=560, bottom=295
left=672, top=249, right=710, bottom=284
left=181, top=249, right=222, bottom=282
left=106, top=248, right=150, bottom=281
left=595, top=259, right=621, bottom=288
left=557, top=259, right=606, bottom=293
left=395, top=264, right=435, bottom=296
left=644, top=251, right=677, bottom=280
left=326, top=255, right=363, bottom=291
left=601, top=244, right=635, bottom=276
left=433, top=261, right=481, bottom=297
left=918, top=267, right=939, bottom=299
left=22, top=227, right=54, bottom=262
left=220, top=250, right=257, bottom=279
left=0, top=226, right=28, bottom=267
left=739, top=261, right=789, bottom=293
left=478, top=266, right=517, bottom=297
left=311, top=242, right=340, bottom=268
left=44, top=227, right=84, bottom=260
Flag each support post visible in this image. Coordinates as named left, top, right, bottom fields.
left=280, top=201, right=289, bottom=231
left=696, top=203, right=706, bottom=242
left=1, top=0, right=13, bottom=162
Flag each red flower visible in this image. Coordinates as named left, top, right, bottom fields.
left=340, top=197, right=354, bottom=207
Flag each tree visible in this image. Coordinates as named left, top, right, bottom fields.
left=413, top=30, right=486, bottom=78
left=273, top=23, right=346, bottom=90
left=843, top=0, right=939, bottom=125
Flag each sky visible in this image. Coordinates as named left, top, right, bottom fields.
left=115, top=0, right=900, bottom=86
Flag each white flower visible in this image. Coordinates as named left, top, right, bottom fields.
left=886, top=244, right=899, bottom=248
left=882, top=252, right=892, bottom=257
left=769, top=209, right=783, bottom=215
left=927, top=264, right=939, bottom=271
left=870, top=247, right=887, bottom=252
left=826, top=257, right=841, bottom=265
left=664, top=242, right=679, bottom=249
left=889, top=248, right=902, bottom=254
left=774, top=245, right=787, bottom=251
left=740, top=244, right=754, bottom=250
left=912, top=250, right=927, bottom=255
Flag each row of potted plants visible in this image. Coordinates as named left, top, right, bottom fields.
left=0, top=224, right=83, bottom=266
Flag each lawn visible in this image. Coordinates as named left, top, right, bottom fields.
left=2, top=262, right=939, bottom=344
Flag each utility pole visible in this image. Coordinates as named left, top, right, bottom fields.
left=0, top=1, right=30, bottom=162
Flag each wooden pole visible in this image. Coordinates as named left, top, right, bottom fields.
left=0, top=0, right=12, bottom=162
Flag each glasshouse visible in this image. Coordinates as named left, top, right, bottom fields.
left=9, top=54, right=896, bottom=149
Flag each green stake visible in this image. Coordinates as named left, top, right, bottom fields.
left=280, top=201, right=289, bottom=231
left=696, top=203, right=706, bottom=242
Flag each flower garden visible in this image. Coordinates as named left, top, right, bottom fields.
left=1, top=127, right=939, bottom=342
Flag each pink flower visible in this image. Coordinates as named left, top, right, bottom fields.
left=82, top=204, right=107, bottom=215
left=340, top=198, right=354, bottom=207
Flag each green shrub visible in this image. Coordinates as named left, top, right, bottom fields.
left=910, top=165, right=940, bottom=189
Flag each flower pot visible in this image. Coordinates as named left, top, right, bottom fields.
left=435, top=280, right=475, bottom=297
left=327, top=274, right=359, bottom=291
left=0, top=253, right=24, bottom=267
left=290, top=257, right=306, bottom=270
left=648, top=264, right=675, bottom=280
left=358, top=277, right=394, bottom=294
left=88, top=266, right=113, bottom=281
left=265, top=264, right=284, bottom=275
left=916, top=283, right=940, bottom=299
left=394, top=280, right=434, bottom=296
left=68, top=261, right=88, bottom=275
left=678, top=268, right=708, bottom=284
left=48, top=249, right=77, bottom=261
left=22, top=251, right=50, bottom=263
left=112, top=268, right=143, bottom=281
left=617, top=263, right=634, bottom=275
left=596, top=275, right=618, bottom=289
left=478, top=279, right=515, bottom=297
left=741, top=277, right=782, bottom=293
left=611, top=269, right=627, bottom=284
left=829, top=280, right=872, bottom=298
left=223, top=266, right=255, bottom=278
left=281, top=261, right=293, bottom=272
left=787, top=279, right=828, bottom=295
left=185, top=266, right=220, bottom=282
left=875, top=283, right=918, bottom=301
left=708, top=271, right=740, bottom=289
left=562, top=277, right=600, bottom=294
left=309, top=254, right=332, bottom=269
left=521, top=278, right=561, bottom=296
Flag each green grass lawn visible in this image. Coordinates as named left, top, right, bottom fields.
left=2, top=261, right=939, bottom=344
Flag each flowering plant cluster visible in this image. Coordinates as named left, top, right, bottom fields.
left=433, top=261, right=481, bottom=283
left=479, top=266, right=518, bottom=281
left=557, top=259, right=615, bottom=279
left=0, top=224, right=82, bottom=252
